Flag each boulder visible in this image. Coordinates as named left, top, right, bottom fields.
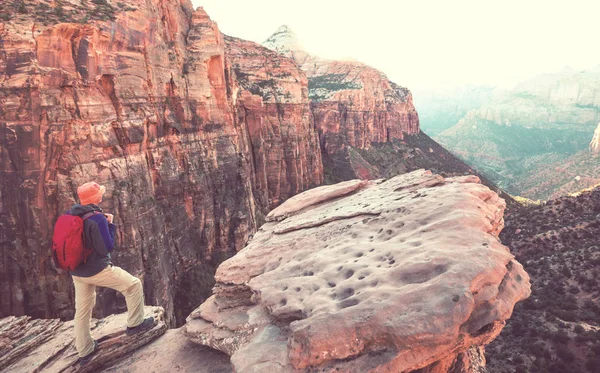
left=184, top=170, right=531, bottom=372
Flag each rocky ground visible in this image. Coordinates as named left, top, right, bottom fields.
left=0, top=305, right=232, bottom=372
left=486, top=186, right=600, bottom=373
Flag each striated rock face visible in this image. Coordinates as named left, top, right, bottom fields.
left=184, top=170, right=531, bottom=372
left=263, top=26, right=420, bottom=158
left=225, top=35, right=323, bottom=208
left=591, top=122, right=600, bottom=154
left=0, top=305, right=232, bottom=373
left=0, top=306, right=166, bottom=373
left=0, top=1, right=323, bottom=326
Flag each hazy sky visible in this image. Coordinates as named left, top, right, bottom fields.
left=192, top=0, right=600, bottom=90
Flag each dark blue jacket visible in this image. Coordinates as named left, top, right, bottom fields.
left=68, top=204, right=116, bottom=277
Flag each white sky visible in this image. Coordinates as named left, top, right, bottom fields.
left=192, top=0, right=600, bottom=90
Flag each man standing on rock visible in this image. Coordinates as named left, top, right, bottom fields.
left=68, top=182, right=155, bottom=363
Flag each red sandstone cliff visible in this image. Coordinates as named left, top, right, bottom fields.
left=0, top=1, right=419, bottom=326
left=263, top=25, right=420, bottom=160
left=225, top=35, right=323, bottom=209
left=0, top=1, right=322, bottom=325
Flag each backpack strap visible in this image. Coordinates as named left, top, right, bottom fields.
left=81, top=211, right=99, bottom=250
left=82, top=211, right=99, bottom=220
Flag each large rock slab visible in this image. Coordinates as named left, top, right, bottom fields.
left=184, top=170, right=531, bottom=372
left=1, top=306, right=166, bottom=373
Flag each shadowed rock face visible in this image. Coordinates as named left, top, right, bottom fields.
left=0, top=1, right=323, bottom=326
left=184, top=170, right=531, bottom=372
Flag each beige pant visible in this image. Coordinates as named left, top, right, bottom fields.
left=72, top=265, right=145, bottom=357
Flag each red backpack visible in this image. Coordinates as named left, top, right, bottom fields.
left=51, top=212, right=97, bottom=271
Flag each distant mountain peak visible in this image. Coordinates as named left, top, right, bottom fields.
left=560, top=66, right=576, bottom=73
left=274, top=24, right=293, bottom=34
left=263, top=25, right=305, bottom=56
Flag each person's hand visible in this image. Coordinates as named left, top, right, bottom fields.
left=103, top=213, right=114, bottom=224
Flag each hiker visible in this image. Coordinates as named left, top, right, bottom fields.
left=65, top=182, right=155, bottom=363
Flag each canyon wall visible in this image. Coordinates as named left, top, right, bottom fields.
left=225, top=35, right=323, bottom=209
left=263, top=25, right=420, bottom=171
left=0, top=1, right=418, bottom=325
left=0, top=1, right=323, bottom=325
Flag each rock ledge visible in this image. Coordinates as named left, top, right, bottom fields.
left=184, top=170, right=531, bottom=372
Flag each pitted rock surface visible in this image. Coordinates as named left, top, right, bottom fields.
left=184, top=170, right=531, bottom=372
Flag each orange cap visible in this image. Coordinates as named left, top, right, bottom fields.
left=77, top=182, right=106, bottom=205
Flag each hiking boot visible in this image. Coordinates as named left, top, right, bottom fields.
left=78, top=340, right=98, bottom=365
left=125, top=317, right=155, bottom=336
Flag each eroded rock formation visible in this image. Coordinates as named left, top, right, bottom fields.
left=263, top=25, right=420, bottom=175
left=225, top=35, right=323, bottom=209
left=0, top=0, right=422, bottom=326
left=184, top=170, right=531, bottom=372
left=0, top=1, right=324, bottom=325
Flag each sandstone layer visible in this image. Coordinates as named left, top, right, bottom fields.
left=102, top=328, right=232, bottom=373
left=184, top=170, right=531, bottom=372
left=0, top=305, right=232, bottom=372
left=0, top=1, right=323, bottom=325
left=0, top=306, right=166, bottom=373
left=225, top=35, right=323, bottom=209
